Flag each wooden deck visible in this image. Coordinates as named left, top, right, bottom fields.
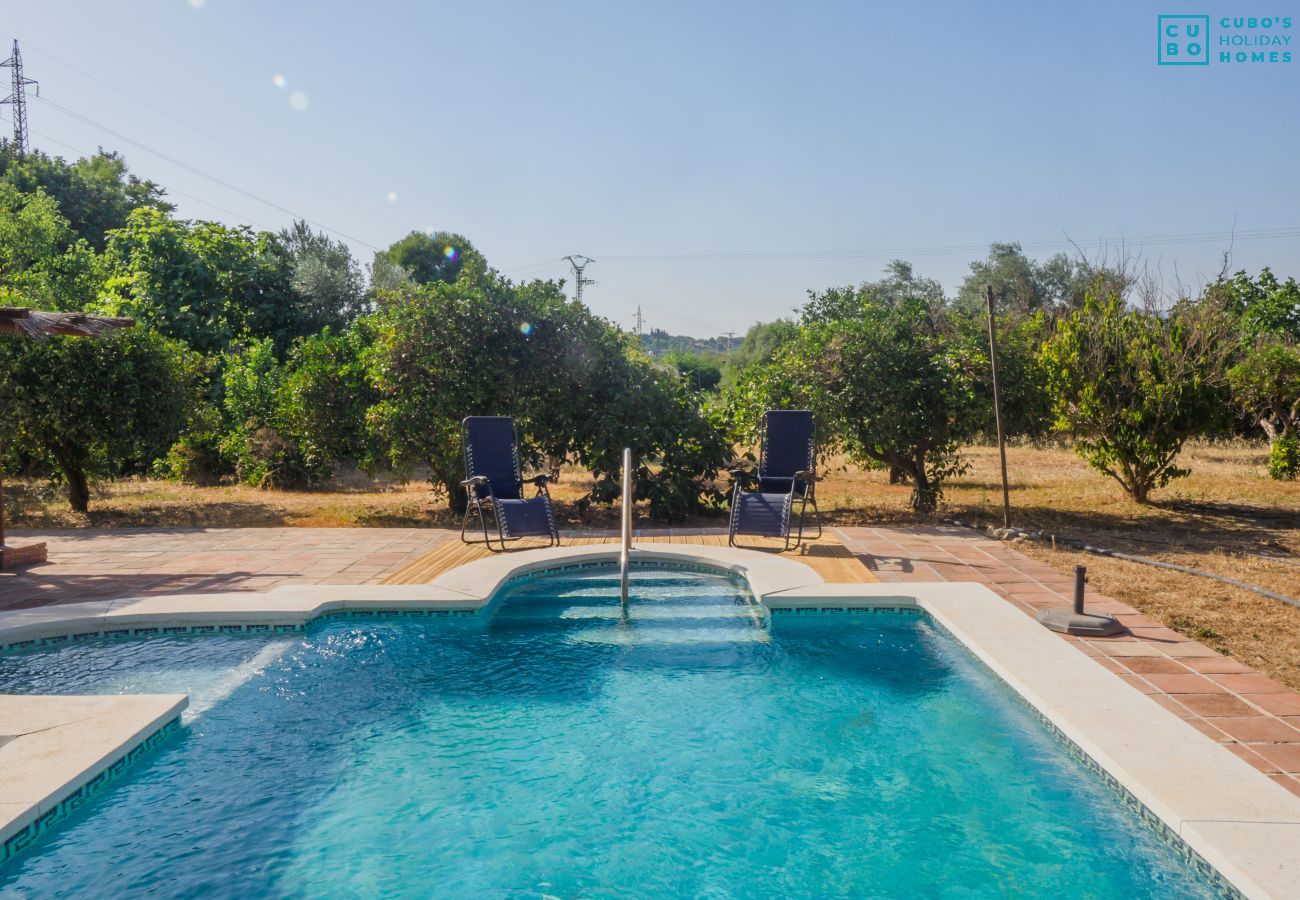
left=380, top=532, right=877, bottom=585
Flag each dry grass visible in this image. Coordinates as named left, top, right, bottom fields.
left=814, top=441, right=1299, bottom=690
left=5, top=441, right=1298, bottom=688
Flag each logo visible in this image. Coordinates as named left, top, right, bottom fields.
left=1158, top=14, right=1294, bottom=65
left=1159, top=15, right=1210, bottom=64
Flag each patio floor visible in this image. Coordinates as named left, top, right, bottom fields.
left=1, top=523, right=1297, bottom=796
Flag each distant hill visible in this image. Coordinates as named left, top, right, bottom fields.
left=636, top=328, right=740, bottom=359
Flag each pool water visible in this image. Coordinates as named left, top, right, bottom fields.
left=0, top=566, right=1219, bottom=898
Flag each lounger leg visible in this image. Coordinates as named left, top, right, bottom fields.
left=461, top=501, right=508, bottom=552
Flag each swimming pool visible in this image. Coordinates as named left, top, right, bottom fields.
left=0, top=565, right=1220, bottom=897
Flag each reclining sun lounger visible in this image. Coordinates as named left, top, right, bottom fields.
left=460, top=416, right=560, bottom=552
left=728, top=409, right=821, bottom=551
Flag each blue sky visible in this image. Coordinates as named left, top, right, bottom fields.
left=4, top=1, right=1298, bottom=335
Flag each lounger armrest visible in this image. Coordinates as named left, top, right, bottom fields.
left=793, top=469, right=817, bottom=482
left=460, top=475, right=490, bottom=488
left=727, top=467, right=757, bottom=485
left=523, top=474, right=551, bottom=486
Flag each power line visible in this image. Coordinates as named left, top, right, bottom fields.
left=0, top=31, right=411, bottom=233
left=27, top=127, right=277, bottom=229
left=33, top=95, right=382, bottom=251
left=0, top=40, right=38, bottom=153
left=592, top=226, right=1300, bottom=264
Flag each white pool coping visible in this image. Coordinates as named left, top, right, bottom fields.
left=0, top=543, right=1297, bottom=897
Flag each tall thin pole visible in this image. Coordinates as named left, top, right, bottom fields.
left=985, top=284, right=1011, bottom=529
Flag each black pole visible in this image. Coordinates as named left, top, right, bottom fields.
left=1074, top=565, right=1086, bottom=615
left=985, top=284, right=1012, bottom=529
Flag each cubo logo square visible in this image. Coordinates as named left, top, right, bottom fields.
left=1159, top=15, right=1211, bottom=64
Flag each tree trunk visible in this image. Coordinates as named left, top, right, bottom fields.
left=65, top=467, right=90, bottom=514
left=907, top=458, right=935, bottom=514
left=1129, top=478, right=1151, bottom=505
left=50, top=446, right=91, bottom=514
left=445, top=476, right=468, bottom=515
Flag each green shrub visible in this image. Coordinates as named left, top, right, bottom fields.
left=157, top=427, right=230, bottom=486
left=1269, top=436, right=1300, bottom=480
left=219, top=338, right=328, bottom=489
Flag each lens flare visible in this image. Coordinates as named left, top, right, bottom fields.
left=272, top=74, right=287, bottom=89
left=443, top=246, right=458, bottom=260
left=186, top=0, right=205, bottom=8
left=386, top=191, right=398, bottom=203
left=519, top=322, right=533, bottom=335
left=289, top=91, right=309, bottom=112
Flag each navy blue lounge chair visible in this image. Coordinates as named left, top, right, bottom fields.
left=728, top=410, right=821, bottom=551
left=460, top=416, right=560, bottom=552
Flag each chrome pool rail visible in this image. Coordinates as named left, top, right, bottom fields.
left=620, top=447, right=633, bottom=608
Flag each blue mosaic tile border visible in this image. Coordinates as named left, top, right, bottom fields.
left=767, top=605, right=924, bottom=616
left=921, top=616, right=1242, bottom=899
left=315, top=608, right=478, bottom=622
left=502, top=557, right=743, bottom=586
left=0, top=611, right=485, bottom=654
left=0, top=622, right=306, bottom=654
left=1, top=716, right=182, bottom=867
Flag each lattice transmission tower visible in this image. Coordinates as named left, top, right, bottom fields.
left=1, top=40, right=39, bottom=155
left=563, top=255, right=595, bottom=304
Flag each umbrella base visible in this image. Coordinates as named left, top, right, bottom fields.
left=1036, top=606, right=1126, bottom=637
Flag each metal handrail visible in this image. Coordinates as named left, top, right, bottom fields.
left=620, top=447, right=633, bottom=607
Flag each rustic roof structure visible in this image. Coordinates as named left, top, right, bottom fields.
left=0, top=307, right=135, bottom=339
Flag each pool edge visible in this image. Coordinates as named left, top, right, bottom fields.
left=1, top=695, right=186, bottom=866
left=1, top=545, right=1297, bottom=897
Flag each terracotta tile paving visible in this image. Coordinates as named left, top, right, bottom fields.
left=0, top=528, right=450, bottom=611
left=833, top=524, right=1300, bottom=794
left=3, top=522, right=1299, bottom=794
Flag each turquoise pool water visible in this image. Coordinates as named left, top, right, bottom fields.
left=0, top=566, right=1219, bottom=897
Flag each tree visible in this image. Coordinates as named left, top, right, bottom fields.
left=1228, top=340, right=1300, bottom=479
left=217, top=338, right=331, bottom=488
left=666, top=350, right=722, bottom=392
left=732, top=291, right=982, bottom=512
left=100, top=208, right=302, bottom=355
left=279, top=325, right=379, bottom=471
left=956, top=243, right=1049, bottom=316
left=277, top=221, right=369, bottom=331
left=862, top=259, right=946, bottom=307
left=366, top=272, right=729, bottom=518
left=955, top=243, right=1132, bottom=318
left=1213, top=267, right=1300, bottom=343
left=0, top=330, right=200, bottom=512
left=0, top=182, right=101, bottom=312
left=0, top=142, right=171, bottom=250
left=374, top=230, right=483, bottom=287
left=1039, top=295, right=1229, bottom=503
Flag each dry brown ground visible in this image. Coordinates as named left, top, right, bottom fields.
left=6, top=441, right=1298, bottom=687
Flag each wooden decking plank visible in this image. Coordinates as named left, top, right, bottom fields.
left=381, top=530, right=877, bottom=585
